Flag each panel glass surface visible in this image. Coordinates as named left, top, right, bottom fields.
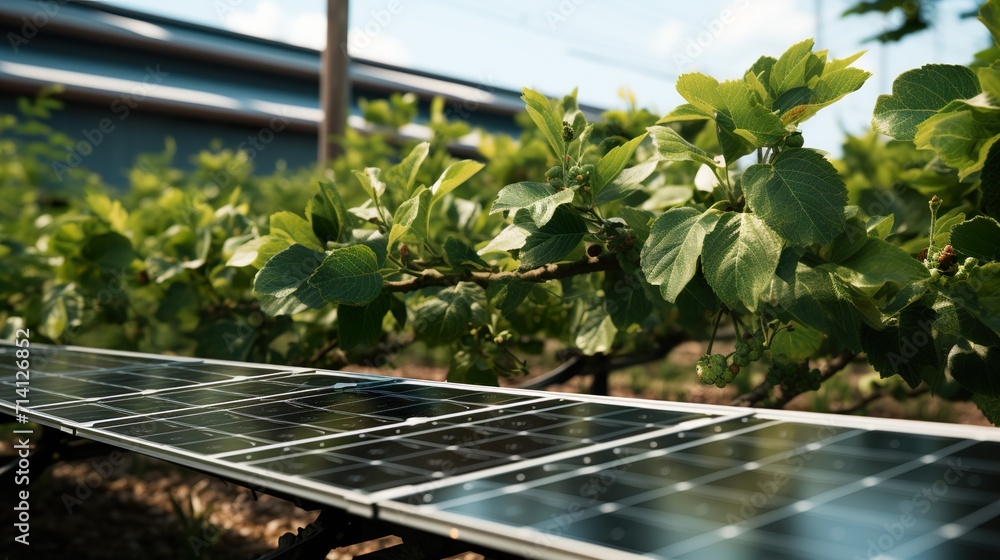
left=391, top=418, right=1000, bottom=559
left=207, top=398, right=709, bottom=493
left=7, top=344, right=999, bottom=560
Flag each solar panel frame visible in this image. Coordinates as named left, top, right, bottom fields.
left=4, top=342, right=1000, bottom=560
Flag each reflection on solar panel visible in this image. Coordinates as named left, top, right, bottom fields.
left=3, top=342, right=999, bottom=560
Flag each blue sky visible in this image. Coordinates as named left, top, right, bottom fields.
left=100, top=0, right=990, bottom=154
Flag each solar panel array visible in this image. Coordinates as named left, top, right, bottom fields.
left=3, top=342, right=999, bottom=560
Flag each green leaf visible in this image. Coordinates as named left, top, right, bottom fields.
left=951, top=262, right=1000, bottom=334
left=254, top=244, right=325, bottom=298
left=338, top=292, right=391, bottom=351
left=519, top=205, right=587, bottom=268
left=226, top=235, right=290, bottom=269
left=748, top=55, right=777, bottom=96
left=674, top=73, right=725, bottom=115
left=934, top=210, right=967, bottom=249
left=714, top=80, right=788, bottom=162
left=769, top=39, right=815, bottom=97
left=769, top=322, right=825, bottom=361
left=351, top=229, right=389, bottom=267
left=39, top=283, right=83, bottom=340
left=774, top=263, right=863, bottom=352
left=872, top=64, right=980, bottom=141
left=603, top=269, right=651, bottom=328
left=974, top=394, right=1000, bottom=425
left=980, top=0, right=1000, bottom=48
left=702, top=212, right=782, bottom=312
left=522, top=87, right=565, bottom=159
left=487, top=279, right=533, bottom=318
left=388, top=188, right=430, bottom=247
left=979, top=63, right=1000, bottom=103
left=491, top=182, right=575, bottom=227
left=307, top=179, right=349, bottom=245
left=81, top=232, right=136, bottom=272
left=308, top=245, right=383, bottom=306
left=867, top=214, right=895, bottom=240
left=828, top=238, right=929, bottom=292
left=647, top=125, right=717, bottom=167
left=781, top=67, right=871, bottom=125
left=574, top=297, right=617, bottom=355
left=914, top=109, right=1000, bottom=180
left=271, top=211, right=323, bottom=252
left=389, top=293, right=407, bottom=327
left=641, top=207, right=722, bottom=303
left=656, top=103, right=712, bottom=124
left=353, top=167, right=386, bottom=200
left=950, top=216, right=1000, bottom=261
left=980, top=140, right=1000, bottom=221
left=773, top=87, right=813, bottom=115
left=593, top=160, right=657, bottom=206
left=933, top=297, right=1000, bottom=348
left=448, top=355, right=500, bottom=386
left=824, top=50, right=867, bottom=75
left=948, top=340, right=1000, bottom=397
left=413, top=282, right=486, bottom=345
left=444, top=236, right=490, bottom=271
left=823, top=216, right=870, bottom=263
left=431, top=160, right=484, bottom=206
left=478, top=213, right=534, bottom=255
left=594, top=132, right=648, bottom=191
left=257, top=287, right=325, bottom=316
left=861, top=305, right=939, bottom=389
left=742, top=148, right=847, bottom=246
left=385, top=142, right=429, bottom=197
left=619, top=206, right=654, bottom=242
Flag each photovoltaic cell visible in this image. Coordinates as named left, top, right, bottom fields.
left=3, top=343, right=999, bottom=560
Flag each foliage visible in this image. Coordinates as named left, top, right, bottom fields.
left=248, top=41, right=876, bottom=389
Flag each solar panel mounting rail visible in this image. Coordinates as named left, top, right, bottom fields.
left=2, top=342, right=999, bottom=560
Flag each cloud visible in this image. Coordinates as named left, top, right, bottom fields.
left=286, top=12, right=326, bottom=49
left=648, top=0, right=816, bottom=76
left=222, top=0, right=281, bottom=39
left=344, top=31, right=411, bottom=65
left=220, top=1, right=410, bottom=65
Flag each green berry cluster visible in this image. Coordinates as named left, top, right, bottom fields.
left=545, top=163, right=595, bottom=191
left=562, top=121, right=575, bottom=142
left=952, top=257, right=979, bottom=282
left=733, top=331, right=765, bottom=367
left=766, top=361, right=821, bottom=393
left=696, top=354, right=736, bottom=388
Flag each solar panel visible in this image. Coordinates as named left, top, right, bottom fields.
left=4, top=342, right=999, bottom=560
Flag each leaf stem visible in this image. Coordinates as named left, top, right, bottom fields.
left=706, top=309, right=725, bottom=355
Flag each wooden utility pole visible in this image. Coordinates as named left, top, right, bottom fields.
left=319, top=0, right=349, bottom=165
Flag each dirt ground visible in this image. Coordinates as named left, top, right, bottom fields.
left=0, top=344, right=990, bottom=559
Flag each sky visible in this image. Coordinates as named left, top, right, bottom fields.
left=98, top=0, right=991, bottom=155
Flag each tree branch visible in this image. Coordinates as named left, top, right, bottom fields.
left=731, top=351, right=857, bottom=408
left=384, top=254, right=623, bottom=293
left=836, top=385, right=929, bottom=415
left=516, top=332, right=688, bottom=391
left=772, top=351, right=857, bottom=409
